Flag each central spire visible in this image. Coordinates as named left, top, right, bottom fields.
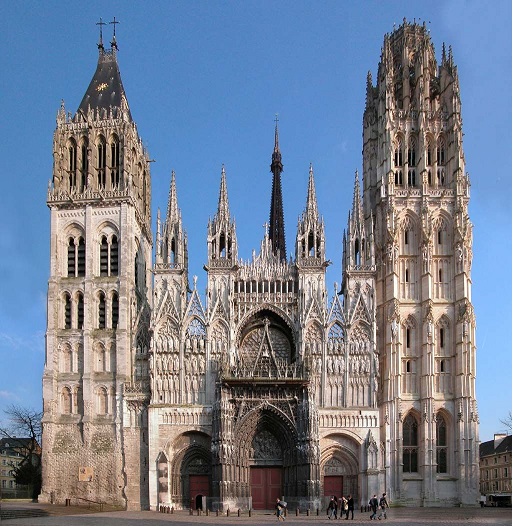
left=269, top=116, right=286, bottom=261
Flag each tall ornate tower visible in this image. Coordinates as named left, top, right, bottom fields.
left=363, top=19, right=478, bottom=505
left=41, top=27, right=153, bottom=509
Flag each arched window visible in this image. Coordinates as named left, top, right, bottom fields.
left=403, top=414, right=418, bottom=472
left=64, top=293, right=72, bottom=329
left=61, top=387, right=72, bottom=414
left=436, top=414, right=448, bottom=473
left=99, top=234, right=119, bottom=277
left=98, top=292, right=106, bottom=329
left=407, top=136, right=416, bottom=186
left=110, top=235, right=119, bottom=275
left=394, top=138, right=403, bottom=167
left=77, top=237, right=85, bottom=276
left=67, top=238, right=76, bottom=277
left=436, top=136, right=446, bottom=186
left=110, top=136, right=120, bottom=188
left=100, top=236, right=109, bottom=276
left=68, top=139, right=77, bottom=189
left=98, top=387, right=108, bottom=414
left=80, top=138, right=88, bottom=190
left=112, top=292, right=119, bottom=329
left=77, top=292, right=84, bottom=329
left=62, top=345, right=72, bottom=373
left=97, top=138, right=106, bottom=188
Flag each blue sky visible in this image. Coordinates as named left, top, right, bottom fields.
left=0, top=1, right=510, bottom=442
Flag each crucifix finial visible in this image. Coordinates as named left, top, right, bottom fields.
left=96, top=18, right=106, bottom=49
left=110, top=17, right=120, bottom=49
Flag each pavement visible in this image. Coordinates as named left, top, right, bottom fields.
left=0, top=501, right=511, bottom=526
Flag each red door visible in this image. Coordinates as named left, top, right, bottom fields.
left=189, top=475, right=209, bottom=509
left=324, top=475, right=343, bottom=498
left=251, top=467, right=282, bottom=509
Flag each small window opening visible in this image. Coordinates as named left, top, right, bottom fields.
left=100, top=236, right=109, bottom=276
left=110, top=236, right=118, bottom=275
left=98, top=292, right=106, bottom=329
left=77, top=237, right=85, bottom=276
left=111, top=294, right=118, bottom=329
left=439, top=327, right=445, bottom=348
left=64, top=293, right=72, bottom=329
left=77, top=293, right=84, bottom=329
left=406, top=328, right=411, bottom=348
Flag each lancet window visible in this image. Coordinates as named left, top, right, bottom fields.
left=67, top=139, right=77, bottom=190
left=67, top=236, right=85, bottom=277
left=99, top=234, right=119, bottom=276
left=110, top=135, right=120, bottom=188
left=436, top=413, right=448, bottom=473
left=97, top=137, right=107, bottom=188
left=402, top=413, right=418, bottom=473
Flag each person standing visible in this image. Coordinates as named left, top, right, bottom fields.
left=345, top=494, right=354, bottom=520
left=275, top=498, right=286, bottom=521
left=378, top=493, right=389, bottom=519
left=327, top=496, right=337, bottom=519
left=369, top=494, right=379, bottom=520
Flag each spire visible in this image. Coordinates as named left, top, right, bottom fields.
left=269, top=117, right=286, bottom=261
left=216, top=164, right=230, bottom=222
left=351, top=170, right=364, bottom=226
left=305, top=163, right=319, bottom=221
left=166, top=170, right=179, bottom=225
left=77, top=19, right=131, bottom=120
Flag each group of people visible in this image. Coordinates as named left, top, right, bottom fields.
left=368, top=493, right=389, bottom=520
left=327, top=495, right=355, bottom=520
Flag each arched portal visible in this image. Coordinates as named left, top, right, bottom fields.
left=321, top=442, right=359, bottom=503
left=235, top=405, right=297, bottom=509
left=168, top=432, right=212, bottom=509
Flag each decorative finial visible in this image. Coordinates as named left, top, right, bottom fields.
left=96, top=18, right=106, bottom=50
left=274, top=113, right=280, bottom=152
left=110, top=17, right=120, bottom=49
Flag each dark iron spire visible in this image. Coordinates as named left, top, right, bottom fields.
left=269, top=116, right=286, bottom=261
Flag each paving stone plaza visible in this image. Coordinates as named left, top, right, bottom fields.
left=1, top=502, right=511, bottom=526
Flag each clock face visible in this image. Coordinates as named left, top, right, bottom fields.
left=96, top=82, right=108, bottom=92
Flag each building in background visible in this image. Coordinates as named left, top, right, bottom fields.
left=40, top=19, right=479, bottom=510
left=479, top=434, right=512, bottom=507
left=0, top=438, right=41, bottom=498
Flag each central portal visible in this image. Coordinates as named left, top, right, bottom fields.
left=250, top=467, right=282, bottom=509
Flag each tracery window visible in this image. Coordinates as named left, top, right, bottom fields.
left=99, top=234, right=119, bottom=276
left=68, top=139, right=77, bottom=189
left=110, top=136, right=120, bottom=188
left=80, top=138, right=88, bottom=190
left=97, top=137, right=106, bottom=188
left=403, top=413, right=418, bottom=473
left=436, top=414, right=448, bottom=473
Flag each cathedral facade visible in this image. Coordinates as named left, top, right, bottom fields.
left=41, top=20, right=479, bottom=511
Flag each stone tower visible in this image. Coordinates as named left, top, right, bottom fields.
left=363, top=19, right=478, bottom=505
left=41, top=28, right=153, bottom=509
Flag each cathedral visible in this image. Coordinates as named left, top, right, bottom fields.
left=41, top=20, right=479, bottom=510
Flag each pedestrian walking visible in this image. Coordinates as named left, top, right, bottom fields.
left=345, top=494, right=354, bottom=520
left=377, top=493, right=389, bottom=519
left=275, top=498, right=287, bottom=521
left=369, top=494, right=379, bottom=520
left=327, top=496, right=337, bottom=519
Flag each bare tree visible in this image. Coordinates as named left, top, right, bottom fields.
left=500, top=411, right=512, bottom=434
left=0, top=405, right=42, bottom=500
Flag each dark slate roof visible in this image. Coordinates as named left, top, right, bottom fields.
left=480, top=435, right=512, bottom=458
left=77, top=47, right=131, bottom=121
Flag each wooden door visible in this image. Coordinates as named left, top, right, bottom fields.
left=189, top=474, right=209, bottom=509
left=251, top=467, right=282, bottom=509
left=324, top=475, right=343, bottom=498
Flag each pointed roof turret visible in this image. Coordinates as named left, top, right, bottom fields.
left=351, top=170, right=364, bottom=228
left=269, top=117, right=286, bottom=262
left=304, top=163, right=319, bottom=222
left=78, top=19, right=131, bottom=120
left=165, top=170, right=180, bottom=226
left=216, top=165, right=230, bottom=223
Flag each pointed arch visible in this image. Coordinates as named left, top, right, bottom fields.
left=402, top=411, right=420, bottom=473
